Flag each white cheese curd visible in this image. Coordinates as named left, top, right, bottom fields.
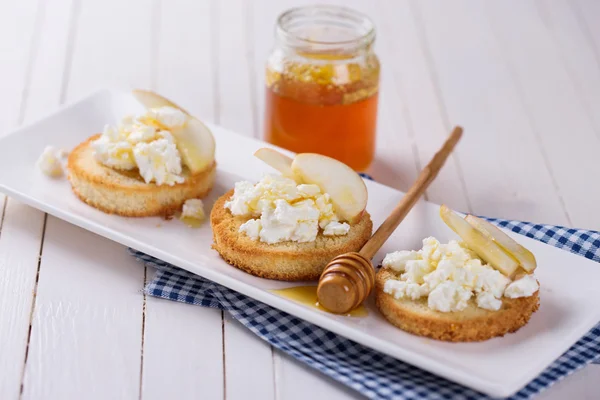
left=148, top=106, right=188, bottom=129
left=315, top=193, right=338, bottom=228
left=127, top=124, right=157, bottom=144
left=224, top=175, right=350, bottom=244
left=405, top=283, right=428, bottom=300
left=472, top=267, right=511, bottom=298
left=383, top=279, right=408, bottom=299
left=93, top=135, right=137, bottom=170
left=224, top=181, right=257, bottom=216
left=181, top=199, right=205, bottom=221
left=256, top=199, right=320, bottom=244
left=381, top=236, right=538, bottom=312
left=37, top=146, right=68, bottom=177
left=401, top=260, right=432, bottom=284
left=381, top=250, right=420, bottom=272
left=322, top=221, right=350, bottom=236
left=383, top=280, right=428, bottom=300
left=423, top=259, right=456, bottom=289
left=504, top=274, right=539, bottom=298
left=239, top=219, right=262, bottom=240
left=428, top=281, right=472, bottom=312
left=93, top=107, right=188, bottom=185
left=133, top=138, right=184, bottom=186
left=421, top=236, right=443, bottom=265
left=476, top=291, right=503, bottom=311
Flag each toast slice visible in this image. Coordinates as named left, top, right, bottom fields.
left=210, top=189, right=373, bottom=281
left=67, top=134, right=216, bottom=217
left=375, top=268, right=539, bottom=342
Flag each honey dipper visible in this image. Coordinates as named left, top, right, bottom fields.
left=317, top=126, right=463, bottom=314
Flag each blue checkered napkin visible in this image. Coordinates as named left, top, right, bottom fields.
left=129, top=220, right=600, bottom=400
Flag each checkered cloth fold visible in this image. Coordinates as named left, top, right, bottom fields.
left=129, top=218, right=600, bottom=400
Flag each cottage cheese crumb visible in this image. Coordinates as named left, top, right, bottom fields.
left=93, top=107, right=188, bottom=185
left=37, top=146, right=68, bottom=178
left=381, top=237, right=538, bottom=312
left=225, top=175, right=350, bottom=244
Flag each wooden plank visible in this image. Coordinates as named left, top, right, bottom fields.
left=223, top=314, right=275, bottom=400
left=214, top=1, right=277, bottom=399
left=65, top=0, right=153, bottom=100
left=484, top=0, right=600, bottom=229
left=0, top=0, right=38, bottom=135
left=276, top=352, right=363, bottom=400
left=25, top=0, right=77, bottom=119
left=141, top=1, right=224, bottom=400
left=537, top=0, right=600, bottom=139
left=13, top=6, right=76, bottom=395
left=0, top=201, right=45, bottom=400
left=250, top=0, right=296, bottom=140
left=341, top=0, right=421, bottom=193
left=141, top=297, right=224, bottom=400
left=413, top=0, right=571, bottom=225
left=249, top=1, right=312, bottom=398
left=21, top=0, right=147, bottom=398
left=22, top=218, right=143, bottom=399
left=366, top=63, right=420, bottom=192
left=0, top=1, right=45, bottom=398
left=216, top=0, right=256, bottom=137
left=153, top=0, right=214, bottom=121
left=571, top=0, right=600, bottom=64
left=373, top=0, right=472, bottom=212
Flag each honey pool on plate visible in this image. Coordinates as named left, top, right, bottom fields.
left=180, top=216, right=203, bottom=228
left=272, top=285, right=368, bottom=317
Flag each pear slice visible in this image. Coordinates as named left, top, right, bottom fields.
left=291, top=153, right=367, bottom=224
left=440, top=205, right=520, bottom=277
left=465, top=215, right=537, bottom=273
left=174, top=118, right=216, bottom=173
left=254, top=148, right=296, bottom=180
left=132, top=89, right=191, bottom=115
left=132, top=89, right=215, bottom=174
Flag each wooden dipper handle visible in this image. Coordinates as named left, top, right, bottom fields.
left=317, top=126, right=463, bottom=314
left=359, top=126, right=463, bottom=259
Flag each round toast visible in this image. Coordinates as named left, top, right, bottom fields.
left=375, top=268, right=539, bottom=342
left=67, top=134, right=216, bottom=217
left=210, top=189, right=373, bottom=281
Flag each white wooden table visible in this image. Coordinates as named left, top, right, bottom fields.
left=1, top=0, right=599, bottom=399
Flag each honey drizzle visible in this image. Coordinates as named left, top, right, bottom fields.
left=180, top=216, right=204, bottom=228
left=271, top=285, right=368, bottom=317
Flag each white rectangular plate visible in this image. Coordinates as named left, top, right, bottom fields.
left=1, top=89, right=598, bottom=398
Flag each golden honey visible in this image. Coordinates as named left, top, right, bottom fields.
left=264, top=6, right=380, bottom=171
left=272, top=285, right=368, bottom=317
left=180, top=216, right=204, bottom=228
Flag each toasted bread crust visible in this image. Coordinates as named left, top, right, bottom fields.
left=375, top=268, right=539, bottom=342
left=67, top=134, right=215, bottom=217
left=210, top=189, right=373, bottom=281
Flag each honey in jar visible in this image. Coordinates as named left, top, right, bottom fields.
left=264, top=6, right=380, bottom=171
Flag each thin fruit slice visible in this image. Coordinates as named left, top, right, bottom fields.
left=465, top=215, right=537, bottom=272
left=174, top=118, right=216, bottom=173
left=440, top=205, right=520, bottom=277
left=291, top=153, right=367, bottom=224
left=254, top=148, right=296, bottom=179
left=132, top=89, right=215, bottom=174
left=132, top=89, right=191, bottom=115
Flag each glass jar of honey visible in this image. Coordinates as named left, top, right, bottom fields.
left=264, top=5, right=380, bottom=171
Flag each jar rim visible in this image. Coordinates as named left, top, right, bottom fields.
left=276, top=5, right=376, bottom=52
